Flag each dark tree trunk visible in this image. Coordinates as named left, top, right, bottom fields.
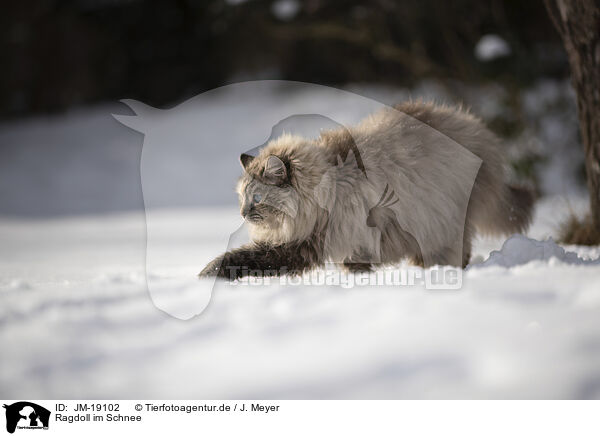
left=545, top=0, right=600, bottom=243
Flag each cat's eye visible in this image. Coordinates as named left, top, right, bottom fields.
left=253, top=193, right=262, bottom=203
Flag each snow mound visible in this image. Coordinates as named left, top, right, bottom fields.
left=473, top=234, right=598, bottom=269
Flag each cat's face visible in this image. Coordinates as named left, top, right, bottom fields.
left=236, top=153, right=299, bottom=232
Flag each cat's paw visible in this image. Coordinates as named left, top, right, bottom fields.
left=198, top=264, right=217, bottom=277
left=198, top=253, right=241, bottom=281
left=198, top=255, right=225, bottom=278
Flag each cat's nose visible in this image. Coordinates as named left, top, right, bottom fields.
left=241, top=203, right=252, bottom=218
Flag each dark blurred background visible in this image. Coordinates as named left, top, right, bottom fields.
left=2, top=0, right=568, bottom=120
left=1, top=0, right=585, bottom=217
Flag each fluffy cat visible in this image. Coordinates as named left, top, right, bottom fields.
left=199, top=101, right=534, bottom=280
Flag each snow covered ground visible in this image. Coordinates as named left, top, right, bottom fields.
left=2, top=196, right=600, bottom=399
left=1, top=82, right=600, bottom=399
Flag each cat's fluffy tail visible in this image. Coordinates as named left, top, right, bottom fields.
left=474, top=184, right=535, bottom=236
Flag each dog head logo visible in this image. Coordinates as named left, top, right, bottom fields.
left=112, top=81, right=386, bottom=320
left=3, top=402, right=50, bottom=434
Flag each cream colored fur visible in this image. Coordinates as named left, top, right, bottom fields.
left=237, top=101, right=533, bottom=268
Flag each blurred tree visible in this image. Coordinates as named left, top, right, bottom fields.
left=545, top=0, right=600, bottom=244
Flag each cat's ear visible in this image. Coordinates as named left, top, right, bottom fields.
left=264, top=155, right=287, bottom=184
left=240, top=153, right=255, bottom=170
